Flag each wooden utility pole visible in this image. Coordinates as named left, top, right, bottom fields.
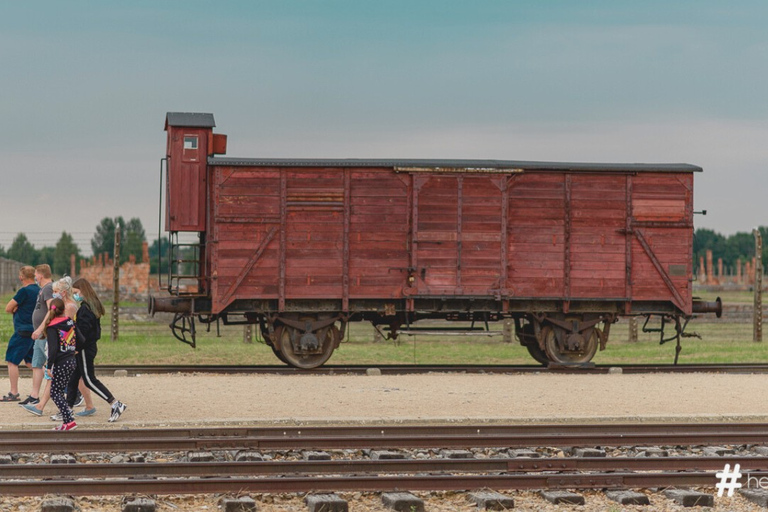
left=754, top=229, right=763, bottom=342
left=111, top=227, right=121, bottom=342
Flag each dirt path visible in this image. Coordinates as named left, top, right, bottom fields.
left=2, top=370, right=767, bottom=428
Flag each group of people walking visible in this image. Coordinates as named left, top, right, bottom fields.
left=2, top=264, right=127, bottom=430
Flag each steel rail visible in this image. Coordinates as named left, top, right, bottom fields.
left=5, top=362, right=768, bottom=376
left=3, top=423, right=768, bottom=453
left=2, top=456, right=768, bottom=480
left=4, top=422, right=768, bottom=441
left=2, top=470, right=766, bottom=497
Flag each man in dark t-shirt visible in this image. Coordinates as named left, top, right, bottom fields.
left=2, top=266, right=40, bottom=402
left=18, top=264, right=55, bottom=406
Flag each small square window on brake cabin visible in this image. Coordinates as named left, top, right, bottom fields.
left=184, top=136, right=198, bottom=150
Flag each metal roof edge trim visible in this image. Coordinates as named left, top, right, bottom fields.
left=207, top=157, right=702, bottom=173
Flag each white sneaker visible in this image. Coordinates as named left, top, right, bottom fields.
left=108, top=401, right=127, bottom=422
left=50, top=413, right=62, bottom=422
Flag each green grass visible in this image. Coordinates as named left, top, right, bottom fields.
left=693, top=288, right=757, bottom=305
left=2, top=292, right=766, bottom=366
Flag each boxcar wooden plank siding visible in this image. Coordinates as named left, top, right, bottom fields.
left=202, top=163, right=695, bottom=314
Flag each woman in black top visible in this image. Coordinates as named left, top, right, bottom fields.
left=44, top=298, right=78, bottom=431
left=66, top=278, right=127, bottom=423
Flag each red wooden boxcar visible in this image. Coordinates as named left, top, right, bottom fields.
left=151, top=112, right=721, bottom=367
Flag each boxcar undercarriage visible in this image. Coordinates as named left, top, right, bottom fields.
left=150, top=294, right=721, bottom=368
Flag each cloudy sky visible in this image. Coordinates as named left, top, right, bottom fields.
left=1, top=1, right=766, bottom=254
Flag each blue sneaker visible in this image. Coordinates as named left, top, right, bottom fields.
left=75, top=407, right=96, bottom=417
left=22, top=403, right=43, bottom=416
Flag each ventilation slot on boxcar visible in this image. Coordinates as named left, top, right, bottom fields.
left=286, top=190, right=344, bottom=211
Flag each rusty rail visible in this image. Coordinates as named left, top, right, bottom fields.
left=3, top=456, right=768, bottom=480
left=1, top=466, right=766, bottom=496
left=2, top=423, right=768, bottom=453
left=5, top=362, right=768, bottom=377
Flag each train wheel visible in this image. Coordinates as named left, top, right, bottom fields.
left=542, top=325, right=599, bottom=365
left=518, top=323, right=549, bottom=365
left=525, top=344, right=549, bottom=366
left=277, top=322, right=340, bottom=369
left=267, top=327, right=290, bottom=365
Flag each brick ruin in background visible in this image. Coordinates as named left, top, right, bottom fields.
left=78, top=241, right=159, bottom=301
left=697, top=248, right=763, bottom=288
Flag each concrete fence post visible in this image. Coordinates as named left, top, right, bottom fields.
left=628, top=317, right=638, bottom=343
left=243, top=324, right=253, bottom=344
left=754, top=229, right=763, bottom=342
left=111, top=227, right=121, bottom=342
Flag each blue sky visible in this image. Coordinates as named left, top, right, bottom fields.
left=1, top=1, right=766, bottom=253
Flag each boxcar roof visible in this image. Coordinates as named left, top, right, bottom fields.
left=165, top=112, right=215, bottom=128
left=209, top=157, right=702, bottom=173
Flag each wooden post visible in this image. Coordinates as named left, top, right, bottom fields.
left=111, top=227, right=121, bottom=342
left=628, top=317, right=638, bottom=343
left=755, top=229, right=763, bottom=342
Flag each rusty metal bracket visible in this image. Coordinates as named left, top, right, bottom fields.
left=276, top=315, right=341, bottom=334
left=170, top=313, right=196, bottom=349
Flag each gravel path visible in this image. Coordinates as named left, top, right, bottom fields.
left=2, top=370, right=768, bottom=428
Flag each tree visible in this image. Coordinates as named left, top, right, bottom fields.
left=91, top=217, right=122, bottom=259
left=6, top=233, right=38, bottom=264
left=693, top=226, right=768, bottom=274
left=123, top=217, right=147, bottom=262
left=54, top=232, right=81, bottom=276
left=91, top=216, right=147, bottom=262
left=148, top=236, right=170, bottom=275
left=37, top=246, right=55, bottom=269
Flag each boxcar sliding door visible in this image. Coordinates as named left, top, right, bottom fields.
left=411, top=174, right=504, bottom=297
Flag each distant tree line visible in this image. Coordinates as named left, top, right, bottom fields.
left=0, top=217, right=169, bottom=276
left=693, top=227, right=768, bottom=272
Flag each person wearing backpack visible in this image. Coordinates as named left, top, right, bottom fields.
left=66, top=277, right=127, bottom=422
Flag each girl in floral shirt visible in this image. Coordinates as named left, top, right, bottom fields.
left=43, top=298, right=78, bottom=431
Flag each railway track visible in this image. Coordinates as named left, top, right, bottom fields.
left=1, top=423, right=767, bottom=498
left=4, top=362, right=768, bottom=376
left=4, top=422, right=768, bottom=452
